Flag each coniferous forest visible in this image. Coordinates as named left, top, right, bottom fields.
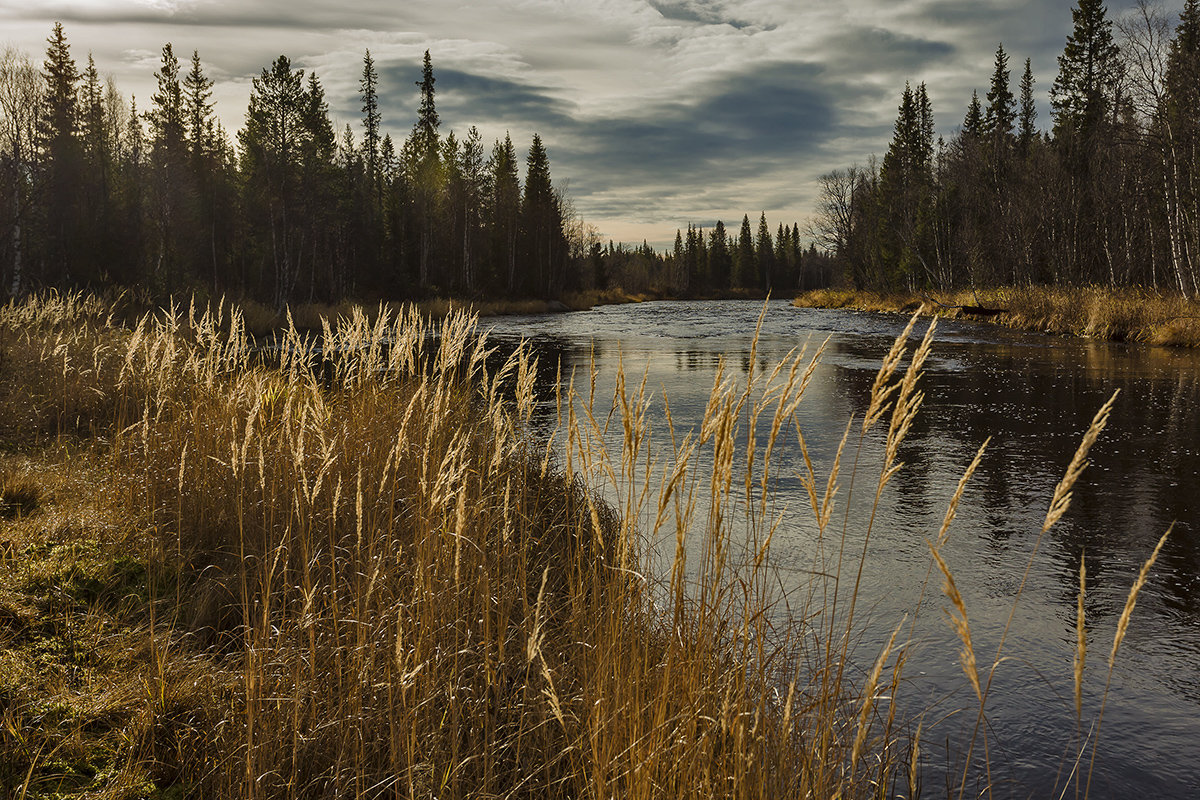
left=810, top=0, right=1200, bottom=297
left=1, top=25, right=586, bottom=306
left=0, top=23, right=832, bottom=307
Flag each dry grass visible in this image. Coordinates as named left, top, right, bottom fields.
left=0, top=292, right=1175, bottom=799
left=794, top=285, right=1200, bottom=347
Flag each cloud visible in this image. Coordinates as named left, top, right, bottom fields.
left=0, top=0, right=1173, bottom=245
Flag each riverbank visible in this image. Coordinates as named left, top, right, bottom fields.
left=0, top=293, right=911, bottom=798
left=232, top=287, right=769, bottom=338
left=793, top=285, right=1200, bottom=347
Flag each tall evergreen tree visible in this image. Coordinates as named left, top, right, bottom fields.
left=488, top=133, right=520, bottom=293
left=240, top=55, right=307, bottom=306
left=183, top=50, right=213, bottom=159
left=1018, top=57, right=1038, bottom=153
left=736, top=214, right=754, bottom=288
left=360, top=49, right=380, bottom=186
left=522, top=134, right=560, bottom=297
left=413, top=50, right=439, bottom=161
left=1051, top=0, right=1121, bottom=140
left=984, top=43, right=1016, bottom=139
left=40, top=22, right=83, bottom=285
left=756, top=212, right=773, bottom=291
left=963, top=90, right=984, bottom=137
left=708, top=221, right=732, bottom=289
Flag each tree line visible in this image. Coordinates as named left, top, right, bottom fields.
left=811, top=0, right=1200, bottom=297
left=584, top=214, right=833, bottom=298
left=0, top=24, right=584, bottom=305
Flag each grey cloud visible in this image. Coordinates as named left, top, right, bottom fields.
left=647, top=0, right=752, bottom=29
left=822, top=27, right=956, bottom=74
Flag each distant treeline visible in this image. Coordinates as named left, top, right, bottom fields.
left=589, top=216, right=835, bottom=298
left=810, top=0, right=1200, bottom=296
left=0, top=24, right=590, bottom=306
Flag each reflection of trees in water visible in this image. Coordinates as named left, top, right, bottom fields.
left=481, top=333, right=592, bottom=439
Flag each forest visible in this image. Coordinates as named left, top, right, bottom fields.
left=0, top=23, right=836, bottom=307
left=0, top=26, right=589, bottom=307
left=810, top=0, right=1200, bottom=297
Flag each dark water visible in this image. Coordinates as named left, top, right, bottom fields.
left=480, top=299, right=1200, bottom=799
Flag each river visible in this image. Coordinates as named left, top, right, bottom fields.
left=479, top=298, right=1200, bottom=799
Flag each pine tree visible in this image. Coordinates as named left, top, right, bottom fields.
left=1051, top=0, right=1121, bottom=140
left=1018, top=57, right=1038, bottom=154
left=984, top=43, right=1015, bottom=139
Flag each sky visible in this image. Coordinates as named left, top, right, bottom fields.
left=0, top=0, right=1184, bottom=248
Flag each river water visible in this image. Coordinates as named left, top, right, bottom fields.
left=479, top=299, right=1200, bottom=799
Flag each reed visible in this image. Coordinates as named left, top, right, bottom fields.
left=0, top=292, right=1175, bottom=799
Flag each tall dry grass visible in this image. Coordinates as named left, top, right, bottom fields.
left=794, top=284, right=1200, bottom=347
left=0, top=292, right=1175, bottom=798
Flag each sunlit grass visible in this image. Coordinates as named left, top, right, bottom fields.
left=0, top=291, right=1172, bottom=798
left=793, top=284, right=1200, bottom=347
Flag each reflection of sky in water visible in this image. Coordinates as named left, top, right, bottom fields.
left=481, top=299, right=1200, bottom=798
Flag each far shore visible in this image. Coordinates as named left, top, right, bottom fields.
left=792, top=286, right=1200, bottom=348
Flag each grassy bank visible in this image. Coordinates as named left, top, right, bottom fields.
left=793, top=285, right=1200, bottom=347
left=221, top=289, right=650, bottom=340
left=0, top=293, right=1168, bottom=798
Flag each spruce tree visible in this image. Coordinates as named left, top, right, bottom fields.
left=488, top=133, right=520, bottom=293
left=963, top=90, right=984, bottom=137
left=984, top=43, right=1015, bottom=139
left=522, top=134, right=557, bottom=296
left=413, top=50, right=439, bottom=161
left=756, top=212, right=773, bottom=291
left=1018, top=58, right=1037, bottom=153
left=240, top=55, right=307, bottom=305
left=736, top=214, right=754, bottom=288
left=150, top=44, right=185, bottom=154
left=360, top=49, right=380, bottom=183
left=1051, top=0, right=1120, bottom=139
left=41, top=22, right=83, bottom=285
left=183, top=50, right=213, bottom=160
left=708, top=221, right=731, bottom=289
left=42, top=22, right=78, bottom=151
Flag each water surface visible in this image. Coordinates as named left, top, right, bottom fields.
left=481, top=299, right=1200, bottom=798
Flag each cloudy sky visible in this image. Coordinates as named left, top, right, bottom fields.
left=0, top=0, right=1182, bottom=247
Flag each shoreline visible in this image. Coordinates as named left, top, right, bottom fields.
left=792, top=286, right=1200, bottom=348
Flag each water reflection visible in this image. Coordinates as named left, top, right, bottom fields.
left=480, top=300, right=1200, bottom=798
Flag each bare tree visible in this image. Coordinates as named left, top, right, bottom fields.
left=807, top=166, right=863, bottom=257
left=0, top=47, right=44, bottom=296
